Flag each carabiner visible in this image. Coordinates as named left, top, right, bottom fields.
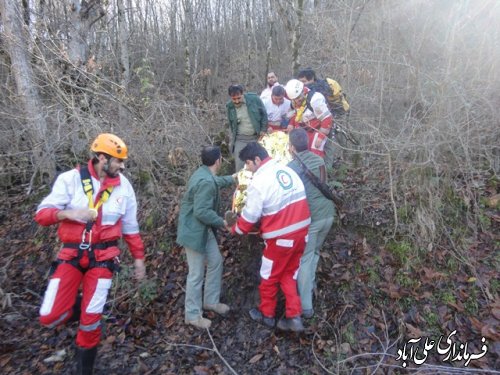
left=79, top=229, right=92, bottom=250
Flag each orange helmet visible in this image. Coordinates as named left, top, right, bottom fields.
left=91, top=133, right=128, bottom=159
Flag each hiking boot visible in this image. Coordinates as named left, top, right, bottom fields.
left=76, top=346, right=97, bottom=375
left=277, top=316, right=305, bottom=332
left=248, top=308, right=275, bottom=328
left=185, top=317, right=211, bottom=329
left=302, top=309, right=314, bottom=319
left=203, top=303, right=230, bottom=315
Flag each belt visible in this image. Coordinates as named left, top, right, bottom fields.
left=62, top=240, right=118, bottom=250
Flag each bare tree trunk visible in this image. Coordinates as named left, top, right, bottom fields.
left=245, top=1, right=252, bottom=87
left=117, top=0, right=130, bottom=126
left=68, top=0, right=92, bottom=65
left=264, top=0, right=274, bottom=87
left=182, top=0, right=192, bottom=101
left=291, top=0, right=304, bottom=75
left=1, top=0, right=54, bottom=185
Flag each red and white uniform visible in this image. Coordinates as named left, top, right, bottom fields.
left=233, top=158, right=310, bottom=318
left=290, top=90, right=333, bottom=157
left=36, top=160, right=144, bottom=348
left=263, top=96, right=292, bottom=132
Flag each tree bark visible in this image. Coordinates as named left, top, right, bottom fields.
left=291, top=0, right=304, bottom=75
left=1, top=0, right=54, bottom=185
left=117, top=0, right=130, bottom=126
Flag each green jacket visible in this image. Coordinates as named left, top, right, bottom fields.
left=288, top=151, right=335, bottom=222
left=226, top=93, right=268, bottom=146
left=176, top=165, right=234, bottom=253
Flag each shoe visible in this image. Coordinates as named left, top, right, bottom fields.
left=248, top=308, right=275, bottom=328
left=302, top=309, right=314, bottom=319
left=203, top=303, right=230, bottom=315
left=277, top=316, right=305, bottom=332
left=185, top=316, right=211, bottom=329
left=76, top=346, right=97, bottom=375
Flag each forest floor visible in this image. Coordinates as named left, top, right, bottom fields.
left=0, top=160, right=498, bottom=375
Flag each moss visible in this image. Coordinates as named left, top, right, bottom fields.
left=395, top=270, right=418, bottom=289
left=490, top=279, right=499, bottom=296
left=387, top=240, right=412, bottom=266
left=464, top=286, right=479, bottom=315
left=367, top=267, right=381, bottom=285
left=342, top=321, right=356, bottom=345
left=422, top=310, right=441, bottom=335
left=398, top=296, right=416, bottom=311
left=439, top=290, right=456, bottom=305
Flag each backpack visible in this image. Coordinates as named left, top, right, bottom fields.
left=307, top=78, right=350, bottom=116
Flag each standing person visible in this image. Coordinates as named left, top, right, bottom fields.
left=231, top=142, right=311, bottom=332
left=287, top=129, right=335, bottom=319
left=262, top=85, right=292, bottom=133
left=260, top=71, right=280, bottom=101
left=297, top=67, right=350, bottom=167
left=36, top=133, right=146, bottom=375
left=285, top=79, right=333, bottom=159
left=176, top=146, right=236, bottom=329
left=226, top=84, right=268, bottom=171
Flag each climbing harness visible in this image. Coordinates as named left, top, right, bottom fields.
left=57, top=166, right=120, bottom=273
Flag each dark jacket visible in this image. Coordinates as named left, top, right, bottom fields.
left=226, top=93, right=268, bottom=146
left=176, top=165, right=234, bottom=253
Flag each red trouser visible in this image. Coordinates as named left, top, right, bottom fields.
left=258, top=232, right=306, bottom=318
left=39, top=254, right=113, bottom=348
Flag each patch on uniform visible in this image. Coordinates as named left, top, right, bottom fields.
left=276, top=170, right=293, bottom=190
left=40, top=278, right=61, bottom=316
left=86, top=279, right=112, bottom=314
left=260, top=256, right=273, bottom=280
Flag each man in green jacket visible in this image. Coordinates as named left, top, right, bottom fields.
left=176, top=146, right=236, bottom=329
left=287, top=128, right=335, bottom=319
left=226, top=84, right=268, bottom=171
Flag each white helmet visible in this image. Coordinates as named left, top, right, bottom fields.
left=285, top=79, right=304, bottom=100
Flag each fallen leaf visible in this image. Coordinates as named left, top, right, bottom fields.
left=481, top=324, right=499, bottom=341
left=405, top=323, right=424, bottom=338
left=249, top=353, right=263, bottom=364
left=0, top=355, right=11, bottom=367
left=492, top=308, right=500, bottom=320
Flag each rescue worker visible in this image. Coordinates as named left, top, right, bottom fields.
left=176, top=146, right=236, bottom=329
left=285, top=79, right=333, bottom=159
left=262, top=85, right=292, bottom=133
left=287, top=128, right=335, bottom=319
left=227, top=84, right=268, bottom=171
left=36, top=133, right=146, bottom=374
left=231, top=142, right=311, bottom=332
left=260, top=71, right=280, bottom=101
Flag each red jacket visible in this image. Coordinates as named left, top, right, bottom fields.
left=35, top=161, right=145, bottom=261
left=233, top=158, right=310, bottom=239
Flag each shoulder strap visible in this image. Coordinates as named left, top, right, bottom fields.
left=292, top=152, right=343, bottom=209
left=80, top=166, right=94, bottom=205
left=305, top=91, right=314, bottom=113
left=79, top=165, right=114, bottom=211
